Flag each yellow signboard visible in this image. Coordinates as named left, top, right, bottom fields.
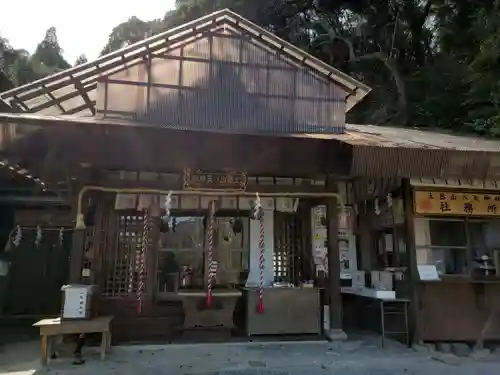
left=414, top=190, right=500, bottom=216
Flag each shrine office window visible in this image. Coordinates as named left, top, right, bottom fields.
left=415, top=218, right=467, bottom=275
left=467, top=220, right=500, bottom=278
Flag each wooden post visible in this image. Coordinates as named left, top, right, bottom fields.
left=68, top=184, right=85, bottom=284
left=69, top=229, right=85, bottom=283
left=325, top=194, right=347, bottom=340
left=357, top=203, right=375, bottom=271
left=402, top=178, right=421, bottom=344
left=40, top=335, right=48, bottom=366
left=146, top=216, right=160, bottom=310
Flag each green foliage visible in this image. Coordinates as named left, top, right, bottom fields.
left=462, top=0, right=500, bottom=136
left=32, top=27, right=70, bottom=71
left=0, top=27, right=70, bottom=87
left=100, top=17, right=165, bottom=56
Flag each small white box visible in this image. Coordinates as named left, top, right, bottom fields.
left=351, top=271, right=365, bottom=287
left=379, top=271, right=394, bottom=291
left=371, top=271, right=381, bottom=289
left=61, top=284, right=97, bottom=320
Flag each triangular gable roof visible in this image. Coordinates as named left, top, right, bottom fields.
left=0, top=9, right=371, bottom=116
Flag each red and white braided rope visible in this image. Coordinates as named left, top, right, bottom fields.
left=206, top=202, right=215, bottom=307
left=257, top=211, right=265, bottom=314
left=137, top=210, right=148, bottom=314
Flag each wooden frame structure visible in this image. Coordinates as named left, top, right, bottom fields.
left=2, top=9, right=500, bottom=345
left=0, top=9, right=369, bottom=117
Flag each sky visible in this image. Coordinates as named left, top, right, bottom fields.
left=0, top=0, right=176, bottom=64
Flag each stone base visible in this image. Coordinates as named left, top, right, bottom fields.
left=325, top=329, right=348, bottom=341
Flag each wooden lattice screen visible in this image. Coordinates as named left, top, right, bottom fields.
left=274, top=212, right=294, bottom=283
left=81, top=199, right=154, bottom=298
left=274, top=211, right=310, bottom=285
left=102, top=211, right=147, bottom=297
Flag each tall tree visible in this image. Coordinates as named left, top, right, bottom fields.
left=0, top=28, right=72, bottom=88
left=463, top=0, right=500, bottom=136
left=32, top=27, right=70, bottom=71
left=101, top=17, right=165, bottom=55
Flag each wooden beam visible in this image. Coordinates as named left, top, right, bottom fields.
left=0, top=124, right=351, bottom=176
left=83, top=30, right=216, bottom=90
left=153, top=53, right=302, bottom=73
left=94, top=178, right=332, bottom=193
left=2, top=12, right=223, bottom=100
left=402, top=178, right=421, bottom=344
left=28, top=83, right=97, bottom=113
left=41, top=85, right=66, bottom=113
left=72, top=79, right=96, bottom=115
left=12, top=96, right=29, bottom=112
left=65, top=101, right=97, bottom=115
left=101, top=78, right=343, bottom=103
left=7, top=20, right=222, bottom=106
left=146, top=52, right=152, bottom=112
left=69, top=229, right=86, bottom=283
left=325, top=177, right=344, bottom=338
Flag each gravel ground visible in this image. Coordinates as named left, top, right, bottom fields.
left=1, top=336, right=499, bottom=375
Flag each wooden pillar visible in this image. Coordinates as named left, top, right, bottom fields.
left=69, top=229, right=85, bottom=283
left=325, top=191, right=346, bottom=340
left=357, top=203, right=375, bottom=271
left=146, top=216, right=160, bottom=310
left=402, top=178, right=421, bottom=344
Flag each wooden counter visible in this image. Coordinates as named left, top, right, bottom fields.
left=241, top=287, right=321, bottom=336
left=418, top=279, right=500, bottom=341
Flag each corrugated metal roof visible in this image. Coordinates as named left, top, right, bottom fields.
left=0, top=112, right=499, bottom=153
left=0, top=9, right=370, bottom=116
left=296, top=124, right=500, bottom=152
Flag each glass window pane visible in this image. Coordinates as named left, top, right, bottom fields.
left=156, top=215, right=250, bottom=293
left=214, top=217, right=249, bottom=287
left=416, top=247, right=468, bottom=275
left=157, top=216, right=205, bottom=292
left=159, top=217, right=204, bottom=249
left=469, top=220, right=500, bottom=277
left=429, top=220, right=466, bottom=247
left=469, top=220, right=500, bottom=253
left=216, top=217, right=245, bottom=249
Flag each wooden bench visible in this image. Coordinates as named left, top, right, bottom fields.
left=33, top=316, right=113, bottom=365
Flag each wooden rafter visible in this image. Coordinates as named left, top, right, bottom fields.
left=72, top=79, right=96, bottom=115
left=65, top=101, right=97, bottom=115
left=12, top=96, right=29, bottom=111
left=0, top=9, right=370, bottom=116
left=41, top=84, right=66, bottom=113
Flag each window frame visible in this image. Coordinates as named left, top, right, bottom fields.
left=155, top=211, right=251, bottom=298
left=415, top=216, right=500, bottom=278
